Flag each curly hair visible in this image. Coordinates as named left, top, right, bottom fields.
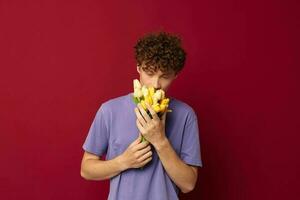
left=134, top=31, right=186, bottom=75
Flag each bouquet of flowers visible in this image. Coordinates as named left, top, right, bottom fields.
left=132, top=79, right=172, bottom=142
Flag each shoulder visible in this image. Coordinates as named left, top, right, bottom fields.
left=97, top=93, right=130, bottom=113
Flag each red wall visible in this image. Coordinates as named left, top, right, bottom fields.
left=0, top=0, right=299, bottom=199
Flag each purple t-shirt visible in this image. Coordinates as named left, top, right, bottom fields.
left=82, top=92, right=202, bottom=200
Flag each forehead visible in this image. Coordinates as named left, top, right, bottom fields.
left=141, top=66, right=174, bottom=75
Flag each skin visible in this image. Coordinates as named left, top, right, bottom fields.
left=81, top=63, right=198, bottom=194
left=136, top=63, right=178, bottom=92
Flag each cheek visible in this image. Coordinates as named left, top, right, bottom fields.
left=141, top=74, right=155, bottom=84
left=163, top=78, right=173, bottom=85
left=140, top=76, right=149, bottom=85
left=161, top=80, right=173, bottom=89
left=139, top=74, right=147, bottom=84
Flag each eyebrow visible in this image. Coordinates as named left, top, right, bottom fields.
left=147, top=71, right=172, bottom=76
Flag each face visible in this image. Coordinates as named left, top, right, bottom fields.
left=137, top=64, right=178, bottom=92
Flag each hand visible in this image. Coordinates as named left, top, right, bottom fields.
left=134, top=102, right=167, bottom=146
left=119, top=134, right=153, bottom=170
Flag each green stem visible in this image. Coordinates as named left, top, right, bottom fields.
left=141, top=135, right=147, bottom=142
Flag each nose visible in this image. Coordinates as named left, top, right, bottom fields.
left=152, top=78, right=161, bottom=90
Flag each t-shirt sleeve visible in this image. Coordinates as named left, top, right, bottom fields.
left=82, top=104, right=109, bottom=156
left=180, top=109, right=203, bottom=167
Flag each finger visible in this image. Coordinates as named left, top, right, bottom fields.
left=134, top=139, right=150, bottom=151
left=136, top=119, right=146, bottom=134
left=138, top=150, right=152, bottom=162
left=137, top=103, right=152, bottom=123
left=139, top=156, right=152, bottom=167
left=136, top=146, right=151, bottom=158
left=134, top=107, right=147, bottom=127
left=130, top=133, right=142, bottom=147
left=161, top=111, right=167, bottom=123
left=145, top=102, right=159, bottom=121
left=136, top=133, right=142, bottom=143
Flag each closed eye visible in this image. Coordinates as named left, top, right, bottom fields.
left=162, top=74, right=173, bottom=79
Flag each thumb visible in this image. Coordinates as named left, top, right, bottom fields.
left=129, top=133, right=142, bottom=147
left=134, top=133, right=142, bottom=144
left=129, top=133, right=141, bottom=147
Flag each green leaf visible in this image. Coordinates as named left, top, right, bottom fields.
left=132, top=96, right=140, bottom=104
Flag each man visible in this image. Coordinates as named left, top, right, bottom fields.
left=80, top=31, right=203, bottom=200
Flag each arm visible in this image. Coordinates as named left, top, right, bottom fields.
left=80, top=151, right=125, bottom=181
left=81, top=134, right=152, bottom=180
left=135, top=103, right=201, bottom=193
left=154, top=138, right=198, bottom=193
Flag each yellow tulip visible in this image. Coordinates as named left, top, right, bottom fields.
left=141, top=85, right=149, bottom=97
left=140, top=100, right=147, bottom=110
left=161, top=90, right=165, bottom=100
left=145, top=95, right=153, bottom=105
left=161, top=98, right=169, bottom=105
left=132, top=79, right=172, bottom=121
left=153, top=96, right=158, bottom=105
left=153, top=90, right=162, bottom=100
left=149, top=87, right=155, bottom=97
left=133, top=79, right=142, bottom=89
left=134, top=88, right=143, bottom=98
left=160, top=104, right=167, bottom=112
left=152, top=103, right=161, bottom=112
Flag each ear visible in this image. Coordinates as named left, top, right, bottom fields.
left=137, top=65, right=141, bottom=74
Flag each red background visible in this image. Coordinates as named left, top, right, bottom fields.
left=0, top=0, right=299, bottom=199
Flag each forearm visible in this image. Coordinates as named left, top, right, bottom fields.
left=81, top=155, right=126, bottom=181
left=154, top=138, right=197, bottom=193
